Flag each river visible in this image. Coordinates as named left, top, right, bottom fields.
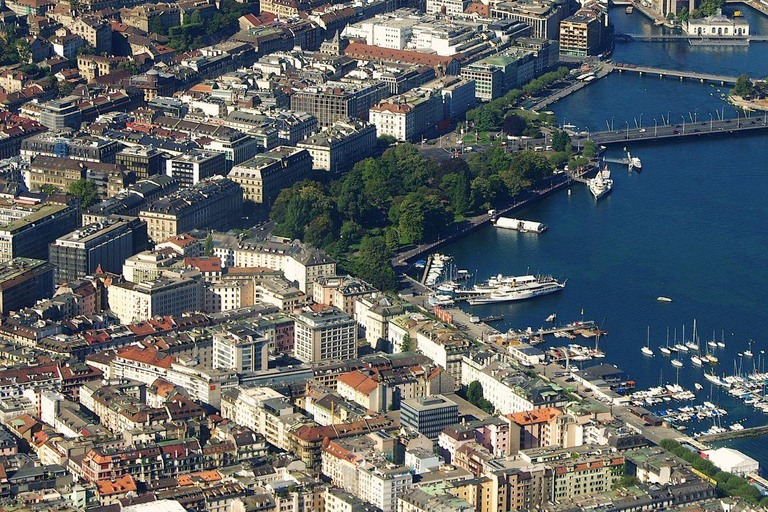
left=439, top=3, right=768, bottom=468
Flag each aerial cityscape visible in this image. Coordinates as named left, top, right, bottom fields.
left=0, top=0, right=763, bottom=510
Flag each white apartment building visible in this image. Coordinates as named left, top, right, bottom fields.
left=219, top=386, right=307, bottom=450
left=369, top=91, right=442, bottom=142
left=109, top=346, right=236, bottom=408
left=212, top=325, right=269, bottom=372
left=415, top=324, right=470, bottom=387
left=294, top=308, right=357, bottom=363
left=355, top=295, right=405, bottom=348
left=212, top=236, right=336, bottom=293
left=107, top=277, right=203, bottom=324
left=204, top=281, right=247, bottom=313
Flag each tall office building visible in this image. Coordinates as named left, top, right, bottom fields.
left=212, top=325, right=270, bottom=372
left=401, top=395, right=459, bottom=440
left=294, top=308, right=357, bottom=363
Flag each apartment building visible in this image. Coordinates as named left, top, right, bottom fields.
left=212, top=325, right=269, bottom=373
left=227, top=147, right=311, bottom=206
left=116, top=146, right=165, bottom=180
left=294, top=308, right=357, bottom=363
left=107, top=277, right=203, bottom=324
left=355, top=295, right=405, bottom=349
left=369, top=89, right=442, bottom=142
left=311, top=275, right=375, bottom=317
left=297, top=119, right=377, bottom=172
left=139, top=176, right=243, bottom=242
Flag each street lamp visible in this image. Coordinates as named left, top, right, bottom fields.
left=737, top=110, right=741, bottom=128
left=654, top=118, right=657, bottom=137
left=639, top=113, right=644, bottom=129
left=709, top=113, right=713, bottom=132
left=625, top=120, right=629, bottom=140
left=667, top=111, right=671, bottom=126
left=681, top=116, right=686, bottom=134
left=694, top=108, right=699, bottom=123
left=611, top=115, right=615, bottom=131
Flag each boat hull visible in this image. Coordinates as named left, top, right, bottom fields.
left=468, top=284, right=565, bottom=305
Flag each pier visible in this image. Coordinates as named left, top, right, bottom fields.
left=694, top=424, right=768, bottom=443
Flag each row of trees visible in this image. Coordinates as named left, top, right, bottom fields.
left=465, top=66, right=569, bottom=132
left=466, top=381, right=495, bottom=414
left=659, top=439, right=767, bottom=506
left=674, top=0, right=724, bottom=22
left=269, top=143, right=555, bottom=290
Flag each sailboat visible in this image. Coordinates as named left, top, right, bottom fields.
left=642, top=326, right=654, bottom=356
left=686, top=320, right=700, bottom=351
left=717, top=330, right=726, bottom=349
left=744, top=339, right=754, bottom=358
left=691, top=354, right=703, bottom=366
left=708, top=330, right=718, bottom=349
left=660, top=327, right=672, bottom=356
left=671, top=358, right=684, bottom=368
left=694, top=383, right=704, bottom=391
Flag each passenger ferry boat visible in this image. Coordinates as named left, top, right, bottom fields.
left=467, top=275, right=566, bottom=305
left=588, top=168, right=613, bottom=200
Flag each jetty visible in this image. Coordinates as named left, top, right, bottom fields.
left=695, top=424, right=768, bottom=443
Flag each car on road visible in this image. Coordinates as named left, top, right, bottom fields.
left=672, top=130, right=679, bottom=134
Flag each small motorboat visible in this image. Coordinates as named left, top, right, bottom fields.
left=657, top=297, right=672, bottom=302
left=546, top=313, right=557, bottom=322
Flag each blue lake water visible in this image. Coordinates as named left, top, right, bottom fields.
left=440, top=4, right=768, bottom=467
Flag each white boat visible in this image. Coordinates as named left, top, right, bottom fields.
left=704, top=372, right=727, bottom=386
left=467, top=276, right=566, bottom=305
left=657, top=296, right=672, bottom=302
left=708, top=340, right=718, bottom=348
left=675, top=344, right=689, bottom=352
left=494, top=217, right=547, bottom=233
left=671, top=359, right=684, bottom=368
left=660, top=346, right=672, bottom=356
left=694, top=383, right=703, bottom=390
left=745, top=340, right=754, bottom=357
left=686, top=342, right=700, bottom=351
left=546, top=313, right=557, bottom=322
left=691, top=355, right=703, bottom=366
left=587, top=167, right=613, bottom=200
left=631, top=156, right=642, bottom=169
left=642, top=326, right=654, bottom=356
left=717, top=342, right=726, bottom=348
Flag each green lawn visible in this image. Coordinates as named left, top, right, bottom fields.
left=462, top=131, right=493, bottom=145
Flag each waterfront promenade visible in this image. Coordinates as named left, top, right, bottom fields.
left=392, top=172, right=577, bottom=266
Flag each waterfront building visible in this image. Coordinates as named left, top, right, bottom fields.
left=460, top=49, right=537, bottom=101
left=165, top=151, right=227, bottom=187
left=139, top=176, right=243, bottom=243
left=559, top=4, right=610, bottom=57
left=0, top=258, right=55, bottom=315
left=685, top=13, right=749, bottom=36
left=369, top=89, right=442, bottom=142
left=294, top=308, right=357, bottom=363
left=107, top=277, right=203, bottom=324
left=227, top=147, right=312, bottom=207
left=297, top=119, right=377, bottom=172
left=49, top=219, right=141, bottom=284
left=401, top=395, right=459, bottom=440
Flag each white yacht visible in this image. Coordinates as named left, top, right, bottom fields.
left=631, top=156, right=642, bottom=169
left=671, top=359, right=684, bottom=368
left=467, top=276, right=566, bottom=305
left=660, top=346, right=672, bottom=356
left=588, top=168, right=613, bottom=200
left=691, top=355, right=703, bottom=366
